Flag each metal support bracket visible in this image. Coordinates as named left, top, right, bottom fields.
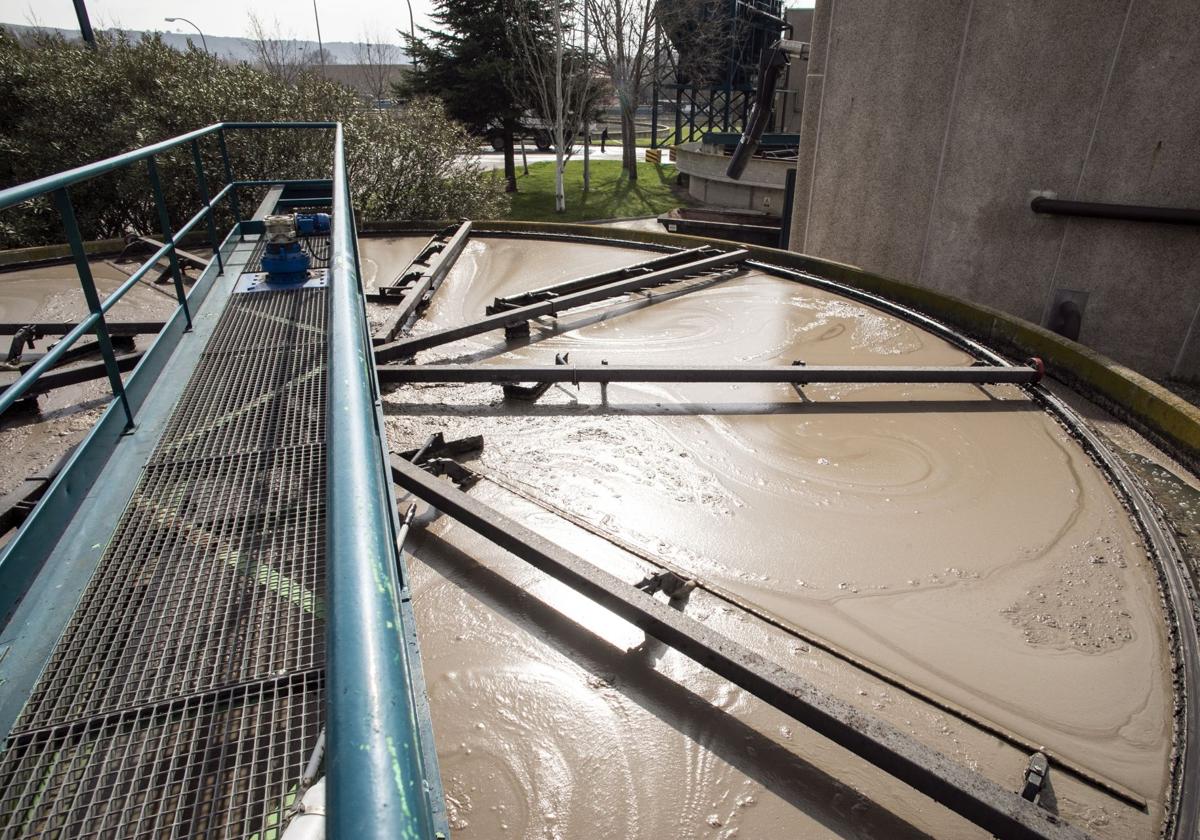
left=4, top=325, right=42, bottom=367
left=1022, top=752, right=1050, bottom=804
left=398, top=431, right=485, bottom=465
left=235, top=268, right=328, bottom=294
left=501, top=352, right=571, bottom=401
left=394, top=432, right=484, bottom=489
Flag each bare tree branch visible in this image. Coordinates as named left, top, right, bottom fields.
left=587, top=0, right=655, bottom=178
left=508, top=1, right=600, bottom=211
left=246, top=13, right=318, bottom=86
left=355, top=27, right=401, bottom=105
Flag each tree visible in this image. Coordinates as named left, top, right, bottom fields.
left=655, top=0, right=730, bottom=91
left=0, top=29, right=507, bottom=247
left=246, top=13, right=320, bottom=85
left=355, top=28, right=400, bottom=105
left=399, top=0, right=545, bottom=193
left=508, top=1, right=600, bottom=212
left=588, top=0, right=656, bottom=180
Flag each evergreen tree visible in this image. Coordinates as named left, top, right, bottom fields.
left=400, top=0, right=546, bottom=193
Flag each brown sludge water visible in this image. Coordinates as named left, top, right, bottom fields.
left=0, top=259, right=177, bottom=499
left=363, top=235, right=1173, bottom=839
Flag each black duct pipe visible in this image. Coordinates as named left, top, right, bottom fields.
left=726, top=45, right=789, bottom=179
left=1031, top=196, right=1200, bottom=226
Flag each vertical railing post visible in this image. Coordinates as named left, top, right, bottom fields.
left=675, top=86, right=683, bottom=145
left=146, top=156, right=193, bottom=331
left=52, top=188, right=134, bottom=429
left=217, top=128, right=242, bottom=227
left=191, top=139, right=224, bottom=275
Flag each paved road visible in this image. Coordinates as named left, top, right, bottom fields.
left=476, top=145, right=650, bottom=171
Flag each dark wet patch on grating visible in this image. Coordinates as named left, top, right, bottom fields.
left=245, top=235, right=331, bottom=273
left=0, top=287, right=328, bottom=838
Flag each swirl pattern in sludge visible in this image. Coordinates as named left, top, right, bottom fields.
left=364, top=236, right=1175, bottom=838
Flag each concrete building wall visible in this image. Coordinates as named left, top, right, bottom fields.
left=780, top=8, right=815, bottom=132
left=789, top=0, right=1200, bottom=381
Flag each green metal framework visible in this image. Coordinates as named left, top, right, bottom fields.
left=654, top=0, right=787, bottom=147
left=0, top=123, right=445, bottom=838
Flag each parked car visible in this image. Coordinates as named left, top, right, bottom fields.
left=484, top=121, right=554, bottom=152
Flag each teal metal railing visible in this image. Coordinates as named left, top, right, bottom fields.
left=0, top=122, right=445, bottom=838
left=325, top=122, right=441, bottom=838
left=0, top=121, right=335, bottom=419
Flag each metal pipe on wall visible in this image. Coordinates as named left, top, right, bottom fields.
left=1031, top=196, right=1200, bottom=226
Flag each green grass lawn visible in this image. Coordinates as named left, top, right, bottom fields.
left=505, top=159, right=692, bottom=223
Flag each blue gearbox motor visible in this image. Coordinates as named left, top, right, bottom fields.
left=261, top=213, right=331, bottom=283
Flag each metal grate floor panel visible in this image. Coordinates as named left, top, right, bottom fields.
left=204, top=290, right=326, bottom=353
left=0, top=672, right=321, bottom=839
left=0, top=283, right=329, bottom=838
left=152, top=347, right=325, bottom=465
left=13, top=446, right=325, bottom=732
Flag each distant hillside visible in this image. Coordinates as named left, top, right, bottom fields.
left=0, top=22, right=409, bottom=66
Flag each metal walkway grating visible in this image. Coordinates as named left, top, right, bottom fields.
left=1, top=672, right=322, bottom=839
left=204, top=290, right=326, bottom=353
left=153, top=291, right=326, bottom=465
left=0, top=286, right=329, bottom=838
left=152, top=346, right=326, bottom=464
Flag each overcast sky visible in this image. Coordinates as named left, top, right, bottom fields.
left=0, top=0, right=814, bottom=45
left=0, top=0, right=438, bottom=44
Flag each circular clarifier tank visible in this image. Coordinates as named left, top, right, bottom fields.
left=363, top=230, right=1194, bottom=840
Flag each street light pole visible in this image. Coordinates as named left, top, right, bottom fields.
left=312, top=0, right=327, bottom=77
left=164, top=17, right=208, bottom=54
left=73, top=0, right=96, bottom=49
left=403, top=0, right=417, bottom=67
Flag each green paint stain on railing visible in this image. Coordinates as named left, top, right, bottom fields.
left=386, top=735, right=421, bottom=838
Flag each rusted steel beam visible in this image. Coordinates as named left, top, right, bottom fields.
left=377, top=362, right=1042, bottom=386
left=374, top=248, right=748, bottom=363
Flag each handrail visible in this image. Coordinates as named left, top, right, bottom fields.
left=324, top=123, right=440, bottom=838
left=0, top=123, right=337, bottom=419
left=0, top=121, right=335, bottom=211
left=1, top=121, right=444, bottom=837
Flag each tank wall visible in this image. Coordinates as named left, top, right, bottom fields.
left=676, top=143, right=790, bottom=215
left=788, top=0, right=1200, bottom=381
